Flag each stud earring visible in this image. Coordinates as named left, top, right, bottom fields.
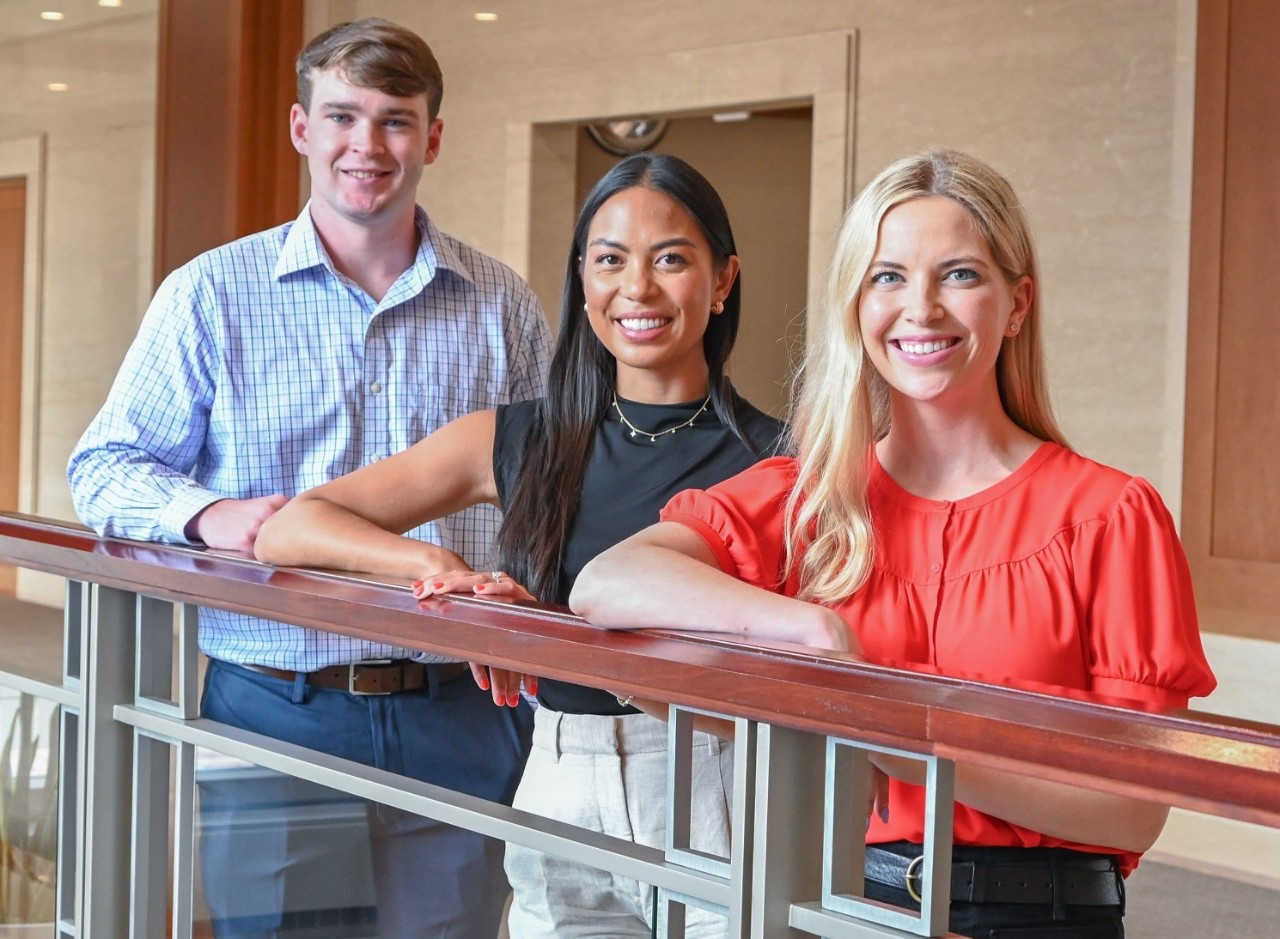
left=711, top=300, right=724, bottom=315
left=1009, top=321, right=1021, bottom=334
left=583, top=302, right=589, bottom=314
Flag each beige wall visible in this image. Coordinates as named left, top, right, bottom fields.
left=309, top=0, right=1197, bottom=507
left=9, top=0, right=1196, bottom=524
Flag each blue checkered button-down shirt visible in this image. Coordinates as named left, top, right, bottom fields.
left=68, top=204, right=551, bottom=669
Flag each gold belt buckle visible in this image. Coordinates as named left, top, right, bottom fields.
left=904, top=854, right=925, bottom=904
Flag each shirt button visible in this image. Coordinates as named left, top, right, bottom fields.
left=930, top=563, right=941, bottom=573
left=370, top=382, right=383, bottom=394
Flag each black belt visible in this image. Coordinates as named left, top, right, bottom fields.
left=240, top=659, right=466, bottom=695
left=865, top=845, right=1123, bottom=906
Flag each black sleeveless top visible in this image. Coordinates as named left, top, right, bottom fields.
left=493, top=394, right=786, bottom=714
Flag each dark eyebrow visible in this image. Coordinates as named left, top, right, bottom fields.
left=587, top=236, right=699, bottom=253
left=319, top=99, right=418, bottom=118
left=588, top=238, right=628, bottom=252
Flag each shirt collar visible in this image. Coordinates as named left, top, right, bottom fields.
left=273, top=204, right=329, bottom=280
left=410, top=207, right=475, bottom=289
left=273, top=202, right=475, bottom=293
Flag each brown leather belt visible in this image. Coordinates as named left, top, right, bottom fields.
left=241, top=659, right=466, bottom=695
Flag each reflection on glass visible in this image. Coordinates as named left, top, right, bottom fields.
left=195, top=749, right=377, bottom=937
left=0, top=691, right=59, bottom=930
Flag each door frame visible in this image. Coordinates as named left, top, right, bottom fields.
left=1182, top=0, right=1280, bottom=639
left=501, top=31, right=857, bottom=331
left=0, top=135, right=46, bottom=524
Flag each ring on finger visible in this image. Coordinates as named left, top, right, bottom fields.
left=490, top=571, right=504, bottom=584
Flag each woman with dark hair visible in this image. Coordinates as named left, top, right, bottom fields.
left=256, top=152, right=784, bottom=938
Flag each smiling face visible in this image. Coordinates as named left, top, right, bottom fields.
left=857, top=195, right=1032, bottom=413
left=290, top=67, right=442, bottom=234
left=581, top=186, right=739, bottom=402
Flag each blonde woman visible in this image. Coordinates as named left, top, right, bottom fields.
left=570, top=149, right=1216, bottom=938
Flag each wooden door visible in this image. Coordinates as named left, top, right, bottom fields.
left=0, top=177, right=25, bottom=595
left=1183, top=0, right=1280, bottom=639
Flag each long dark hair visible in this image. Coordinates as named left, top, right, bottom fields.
left=496, top=152, right=755, bottom=601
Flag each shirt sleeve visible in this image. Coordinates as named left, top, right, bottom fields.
left=658, top=457, right=797, bottom=592
left=66, top=267, right=224, bottom=543
left=1086, top=476, right=1217, bottom=708
left=505, top=285, right=552, bottom=403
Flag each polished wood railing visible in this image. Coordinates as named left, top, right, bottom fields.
left=2, top=511, right=1278, bottom=938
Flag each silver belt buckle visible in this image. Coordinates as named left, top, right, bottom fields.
left=349, top=658, right=394, bottom=695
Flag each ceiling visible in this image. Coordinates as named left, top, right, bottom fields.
left=0, top=0, right=156, bottom=45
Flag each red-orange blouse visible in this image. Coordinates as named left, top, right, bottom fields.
left=661, top=443, right=1217, bottom=872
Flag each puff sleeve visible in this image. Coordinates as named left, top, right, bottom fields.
left=1085, top=477, right=1216, bottom=709
left=659, top=457, right=797, bottom=592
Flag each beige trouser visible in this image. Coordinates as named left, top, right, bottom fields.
left=504, top=707, right=734, bottom=939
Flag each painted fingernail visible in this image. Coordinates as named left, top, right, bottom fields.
left=432, top=582, right=444, bottom=590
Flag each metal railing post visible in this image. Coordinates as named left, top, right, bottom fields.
left=77, top=584, right=137, bottom=936
left=750, top=723, right=825, bottom=937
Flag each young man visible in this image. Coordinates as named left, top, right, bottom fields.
left=68, top=18, right=551, bottom=939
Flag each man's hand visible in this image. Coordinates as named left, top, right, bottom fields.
left=186, top=495, right=289, bottom=552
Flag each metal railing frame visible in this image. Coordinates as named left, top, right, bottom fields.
left=2, top=513, right=1277, bottom=938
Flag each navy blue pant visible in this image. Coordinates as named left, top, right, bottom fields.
left=198, top=658, right=533, bottom=939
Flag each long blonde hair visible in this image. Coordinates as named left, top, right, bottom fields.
left=784, top=149, right=1068, bottom=603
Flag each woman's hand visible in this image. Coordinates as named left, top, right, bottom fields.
left=413, top=569, right=537, bottom=602
left=868, top=763, right=891, bottom=827
left=469, top=663, right=538, bottom=707
left=412, top=570, right=540, bottom=707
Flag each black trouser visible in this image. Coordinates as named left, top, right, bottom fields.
left=864, top=842, right=1125, bottom=939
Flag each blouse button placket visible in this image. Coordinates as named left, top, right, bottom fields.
left=925, top=501, right=954, bottom=659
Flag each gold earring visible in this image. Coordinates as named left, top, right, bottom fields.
left=711, top=300, right=724, bottom=315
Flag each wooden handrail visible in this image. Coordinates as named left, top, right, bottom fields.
left=2, top=511, right=1277, bottom=828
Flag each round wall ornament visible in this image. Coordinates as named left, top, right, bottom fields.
left=584, top=118, right=671, bottom=155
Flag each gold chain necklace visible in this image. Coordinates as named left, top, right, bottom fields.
left=611, top=393, right=712, bottom=443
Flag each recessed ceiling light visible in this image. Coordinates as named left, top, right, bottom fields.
left=99, top=0, right=124, bottom=7
left=712, top=111, right=751, bottom=123
left=41, top=11, right=65, bottom=21
left=48, top=83, right=69, bottom=92
left=474, top=12, right=498, bottom=22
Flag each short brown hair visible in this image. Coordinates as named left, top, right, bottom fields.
left=296, top=18, right=443, bottom=120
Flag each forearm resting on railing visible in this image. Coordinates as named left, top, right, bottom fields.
left=255, top=498, right=464, bottom=580
left=570, top=522, right=853, bottom=654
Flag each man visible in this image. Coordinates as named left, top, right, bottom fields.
left=68, top=18, right=550, bottom=938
